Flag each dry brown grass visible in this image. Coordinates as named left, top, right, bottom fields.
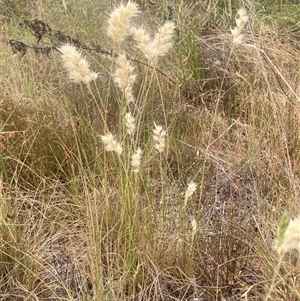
left=1, top=1, right=300, bottom=300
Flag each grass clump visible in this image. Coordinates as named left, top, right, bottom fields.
left=1, top=1, right=300, bottom=300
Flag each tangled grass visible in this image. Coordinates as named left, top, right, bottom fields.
left=1, top=0, right=300, bottom=300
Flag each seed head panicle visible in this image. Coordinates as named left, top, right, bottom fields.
left=131, top=27, right=153, bottom=62
left=114, top=54, right=136, bottom=90
left=153, top=123, right=167, bottom=153
left=107, top=1, right=140, bottom=45
left=236, top=8, right=248, bottom=28
left=125, top=112, right=136, bottom=136
left=130, top=27, right=151, bottom=49
left=184, top=181, right=197, bottom=207
left=113, top=53, right=136, bottom=104
left=124, top=88, right=135, bottom=105
left=59, top=44, right=98, bottom=86
left=231, top=7, right=249, bottom=45
left=275, top=213, right=300, bottom=256
left=101, top=133, right=123, bottom=156
left=191, top=217, right=197, bottom=243
left=131, top=147, right=143, bottom=173
left=152, top=21, right=176, bottom=58
left=132, top=21, right=176, bottom=65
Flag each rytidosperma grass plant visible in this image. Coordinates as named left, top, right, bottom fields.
left=1, top=0, right=300, bottom=300
left=56, top=2, right=200, bottom=300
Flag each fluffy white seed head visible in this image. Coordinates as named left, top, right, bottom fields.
left=230, top=27, right=240, bottom=38
left=59, top=44, right=98, bottom=86
left=151, top=21, right=176, bottom=58
left=231, top=7, right=248, bottom=45
left=237, top=8, right=249, bottom=26
left=231, top=33, right=244, bottom=46
left=191, top=217, right=197, bottom=243
left=125, top=112, right=136, bottom=136
left=131, top=147, right=143, bottom=173
left=114, top=53, right=136, bottom=92
left=275, top=214, right=300, bottom=256
left=130, top=27, right=151, bottom=48
left=132, top=21, right=175, bottom=65
left=153, top=123, right=167, bottom=153
left=107, top=1, right=140, bottom=44
left=100, top=133, right=123, bottom=156
left=131, top=27, right=154, bottom=63
left=124, top=88, right=135, bottom=105
left=184, top=181, right=197, bottom=207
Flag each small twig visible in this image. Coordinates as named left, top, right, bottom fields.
left=8, top=39, right=55, bottom=56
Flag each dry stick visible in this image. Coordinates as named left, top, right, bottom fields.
left=8, top=38, right=178, bottom=87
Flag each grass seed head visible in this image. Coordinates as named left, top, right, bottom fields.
left=184, top=181, right=197, bottom=207
left=236, top=8, right=248, bottom=28
left=130, top=27, right=151, bottom=48
left=101, top=133, right=123, bottom=156
left=59, top=44, right=98, bottom=86
left=125, top=112, right=136, bottom=136
left=107, top=1, right=140, bottom=44
left=275, top=214, right=300, bottom=256
left=131, top=26, right=153, bottom=62
left=191, top=217, right=197, bottom=243
left=131, top=147, right=143, bottom=173
left=152, top=21, right=176, bottom=58
left=132, top=21, right=175, bottom=65
left=153, top=123, right=167, bottom=153
left=114, top=53, right=136, bottom=93
left=231, top=7, right=248, bottom=45
left=124, top=88, right=135, bottom=105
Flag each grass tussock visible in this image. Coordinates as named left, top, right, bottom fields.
left=1, top=0, right=300, bottom=300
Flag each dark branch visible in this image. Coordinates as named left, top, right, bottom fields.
left=8, top=19, right=178, bottom=86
